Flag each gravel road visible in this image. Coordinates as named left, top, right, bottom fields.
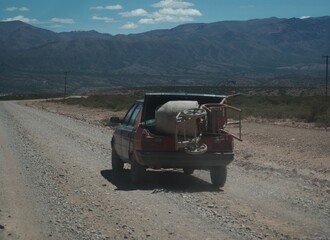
left=0, top=101, right=329, bottom=240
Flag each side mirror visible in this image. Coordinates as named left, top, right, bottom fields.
left=110, top=116, right=122, bottom=126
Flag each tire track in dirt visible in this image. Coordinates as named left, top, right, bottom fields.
left=0, top=103, right=45, bottom=240
left=1, top=102, right=236, bottom=239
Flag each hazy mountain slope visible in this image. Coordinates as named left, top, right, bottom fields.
left=0, top=17, right=329, bottom=92
left=0, top=21, right=59, bottom=51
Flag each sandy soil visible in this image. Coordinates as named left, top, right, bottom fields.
left=0, top=100, right=329, bottom=240
left=28, top=99, right=330, bottom=178
left=26, top=100, right=126, bottom=125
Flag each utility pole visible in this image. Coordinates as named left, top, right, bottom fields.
left=322, top=56, right=329, bottom=98
left=64, top=71, right=68, bottom=101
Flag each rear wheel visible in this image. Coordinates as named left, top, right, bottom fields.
left=210, top=166, right=227, bottom=187
left=112, top=149, right=124, bottom=171
left=131, top=160, right=146, bottom=183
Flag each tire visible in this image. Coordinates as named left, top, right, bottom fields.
left=112, top=149, right=124, bottom=171
left=183, top=168, right=194, bottom=175
left=210, top=166, right=227, bottom=187
left=131, top=160, right=146, bottom=183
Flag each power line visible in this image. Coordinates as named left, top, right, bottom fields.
left=322, top=55, right=329, bottom=98
left=64, top=71, right=68, bottom=101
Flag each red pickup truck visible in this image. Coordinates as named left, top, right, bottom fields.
left=111, top=93, right=241, bottom=187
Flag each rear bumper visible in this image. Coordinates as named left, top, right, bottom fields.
left=135, top=151, right=234, bottom=168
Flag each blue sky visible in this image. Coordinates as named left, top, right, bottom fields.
left=1, top=0, right=329, bottom=35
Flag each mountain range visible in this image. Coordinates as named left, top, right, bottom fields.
left=0, top=16, right=329, bottom=94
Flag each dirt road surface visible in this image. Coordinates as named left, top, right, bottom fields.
left=0, top=101, right=329, bottom=240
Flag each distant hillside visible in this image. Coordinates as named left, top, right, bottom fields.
left=0, top=17, right=329, bottom=93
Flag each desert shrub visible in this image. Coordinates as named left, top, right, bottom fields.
left=62, top=94, right=141, bottom=111
left=229, top=96, right=329, bottom=125
left=0, top=94, right=61, bottom=101
left=315, top=108, right=330, bottom=127
left=58, top=87, right=328, bottom=126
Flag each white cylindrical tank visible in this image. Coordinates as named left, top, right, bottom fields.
left=155, top=100, right=199, bottom=136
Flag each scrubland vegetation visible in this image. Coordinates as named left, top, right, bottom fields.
left=61, top=87, right=329, bottom=127
left=1, top=86, right=327, bottom=127
left=230, top=96, right=329, bottom=127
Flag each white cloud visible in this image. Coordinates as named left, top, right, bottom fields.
left=120, top=8, right=148, bottom=17
left=91, top=16, right=114, bottom=23
left=117, top=0, right=201, bottom=26
left=90, top=5, right=123, bottom=11
left=139, top=15, right=193, bottom=24
left=6, top=7, right=17, bottom=11
left=138, top=18, right=155, bottom=24
left=152, top=0, right=194, bottom=9
left=50, top=18, right=75, bottom=24
left=121, top=22, right=139, bottom=29
left=300, top=16, right=311, bottom=19
left=6, top=6, right=30, bottom=12
left=158, top=8, right=202, bottom=17
left=3, top=15, right=40, bottom=24
left=19, top=7, right=30, bottom=11
left=136, top=7, right=201, bottom=24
